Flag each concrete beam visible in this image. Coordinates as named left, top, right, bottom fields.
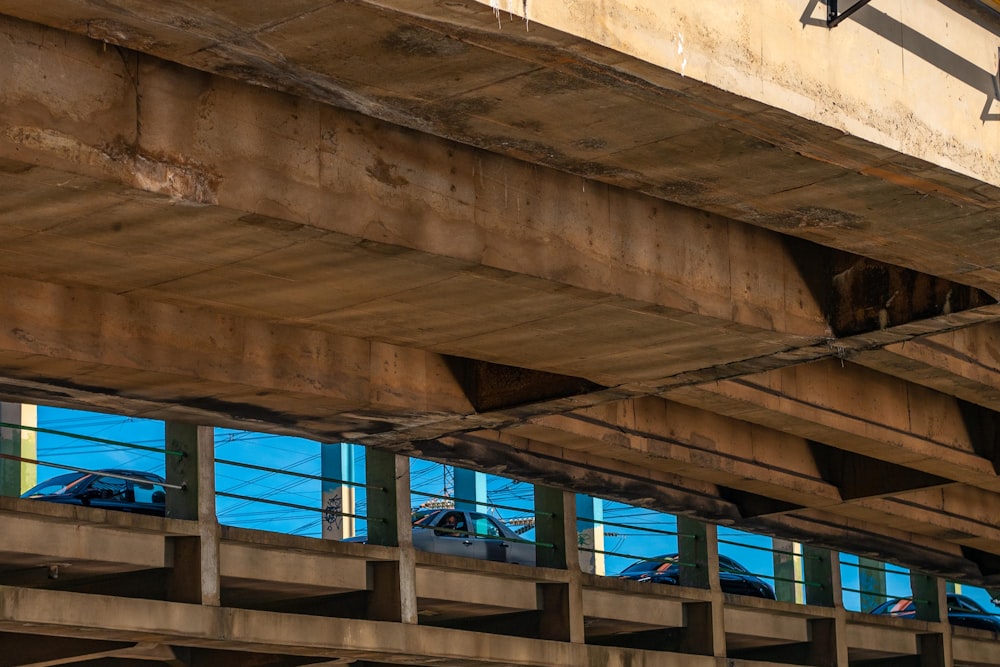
left=853, top=325, right=1000, bottom=413
left=668, top=358, right=1000, bottom=489
left=0, top=15, right=996, bottom=386
left=0, top=584, right=718, bottom=666
left=2, top=0, right=999, bottom=299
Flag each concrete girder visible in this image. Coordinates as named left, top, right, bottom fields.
left=0, top=584, right=714, bottom=667
left=668, top=358, right=1000, bottom=490
left=852, top=324, right=1000, bottom=411
left=414, top=428, right=994, bottom=582
left=518, top=398, right=965, bottom=509
left=0, top=273, right=628, bottom=442
left=450, top=400, right=1000, bottom=578
left=1, top=15, right=999, bottom=443
left=1, top=1, right=999, bottom=296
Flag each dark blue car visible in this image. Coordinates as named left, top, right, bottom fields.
left=869, top=594, right=1000, bottom=632
left=618, top=553, right=776, bottom=599
left=21, top=469, right=167, bottom=516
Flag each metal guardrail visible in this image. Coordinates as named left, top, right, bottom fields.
left=0, top=453, right=184, bottom=490
left=0, top=421, right=184, bottom=457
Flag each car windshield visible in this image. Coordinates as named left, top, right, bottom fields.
left=719, top=556, right=751, bottom=574
left=620, top=554, right=752, bottom=576
left=949, top=595, right=989, bottom=614
left=620, top=555, right=678, bottom=574
left=21, top=472, right=89, bottom=497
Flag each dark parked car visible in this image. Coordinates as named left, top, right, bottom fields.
left=348, top=508, right=536, bottom=566
left=617, top=553, right=776, bottom=599
left=869, top=594, right=1000, bottom=632
left=21, top=469, right=167, bottom=516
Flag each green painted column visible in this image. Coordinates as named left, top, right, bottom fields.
left=364, top=448, right=416, bottom=624
left=910, top=572, right=945, bottom=623
left=859, top=557, right=887, bottom=612
left=0, top=403, right=37, bottom=497
left=677, top=515, right=716, bottom=591
left=772, top=538, right=804, bottom=603
left=910, top=573, right=949, bottom=667
left=533, top=486, right=584, bottom=643
left=365, top=448, right=411, bottom=548
left=801, top=546, right=849, bottom=666
left=321, top=442, right=357, bottom=540
left=164, top=422, right=219, bottom=606
left=803, top=546, right=841, bottom=608
left=676, top=516, right=724, bottom=657
left=454, top=467, right=487, bottom=513
left=575, top=494, right=605, bottom=575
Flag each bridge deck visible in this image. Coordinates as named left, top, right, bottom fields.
left=1, top=496, right=997, bottom=666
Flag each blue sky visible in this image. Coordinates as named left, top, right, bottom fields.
left=24, top=405, right=999, bottom=614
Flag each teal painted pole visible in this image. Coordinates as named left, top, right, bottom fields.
left=454, top=467, right=487, bottom=513
left=575, top=495, right=605, bottom=575
left=322, top=443, right=357, bottom=539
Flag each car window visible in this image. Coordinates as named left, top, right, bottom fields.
left=21, top=473, right=86, bottom=497
left=89, top=476, right=129, bottom=501
left=887, top=599, right=914, bottom=614
left=621, top=555, right=677, bottom=574
left=720, top=556, right=750, bottom=574
left=949, top=595, right=985, bottom=613
left=433, top=511, right=468, bottom=536
left=133, top=481, right=165, bottom=504
left=471, top=516, right=504, bottom=539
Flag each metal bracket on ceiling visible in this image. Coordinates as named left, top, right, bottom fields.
left=827, top=0, right=875, bottom=27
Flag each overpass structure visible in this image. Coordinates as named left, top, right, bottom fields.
left=3, top=0, right=1000, bottom=664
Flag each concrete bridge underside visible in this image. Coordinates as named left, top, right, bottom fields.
left=3, top=0, right=1000, bottom=663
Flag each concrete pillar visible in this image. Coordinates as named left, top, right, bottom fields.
left=677, top=515, right=717, bottom=591
left=802, top=546, right=849, bottom=667
left=773, top=538, right=804, bottom=603
left=910, top=574, right=951, bottom=666
left=321, top=442, right=356, bottom=540
left=534, top=485, right=574, bottom=570
left=859, top=557, right=887, bottom=612
left=0, top=403, right=37, bottom=496
left=533, top=486, right=584, bottom=643
left=575, top=494, right=605, bottom=575
left=676, top=516, right=724, bottom=657
left=164, top=423, right=220, bottom=606
left=803, top=546, right=841, bottom=608
left=453, top=467, right=487, bottom=513
left=910, top=572, right=946, bottom=623
left=364, top=449, right=417, bottom=624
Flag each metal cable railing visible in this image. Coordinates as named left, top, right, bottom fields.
left=0, top=453, right=184, bottom=490
left=0, top=421, right=183, bottom=457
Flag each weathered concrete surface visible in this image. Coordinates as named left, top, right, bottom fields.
left=1, top=1, right=1000, bottom=293
left=2, top=511, right=999, bottom=666
left=479, top=0, right=1000, bottom=185
left=3, top=2, right=1000, bottom=660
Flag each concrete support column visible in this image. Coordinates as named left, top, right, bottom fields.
left=909, top=573, right=951, bottom=666
left=533, top=486, right=584, bottom=643
left=453, top=467, right=487, bottom=513
left=676, top=516, right=725, bottom=657
left=677, top=515, right=718, bottom=591
left=575, top=494, right=605, bottom=575
left=802, top=546, right=849, bottom=667
left=364, top=449, right=416, bottom=624
left=803, top=546, right=841, bottom=607
left=0, top=403, right=37, bottom=496
left=321, top=443, right=356, bottom=540
left=911, top=572, right=946, bottom=623
left=164, top=423, right=219, bottom=606
left=773, top=538, right=804, bottom=603
left=859, top=557, right=887, bottom=612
